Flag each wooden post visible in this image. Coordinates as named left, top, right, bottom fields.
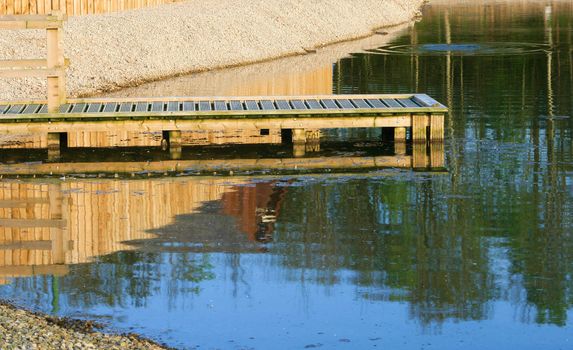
left=394, top=126, right=407, bottom=155
left=47, top=132, right=61, bottom=160
left=412, top=114, right=428, bottom=143
left=163, top=130, right=181, bottom=159
left=429, top=114, right=445, bottom=141
left=394, top=127, right=407, bottom=142
left=46, top=12, right=66, bottom=113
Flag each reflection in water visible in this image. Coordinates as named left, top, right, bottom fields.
left=0, top=1, right=573, bottom=349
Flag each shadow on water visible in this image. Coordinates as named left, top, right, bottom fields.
left=0, top=1, right=573, bottom=349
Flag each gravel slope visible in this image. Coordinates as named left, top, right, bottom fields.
left=0, top=0, right=423, bottom=100
left=0, top=302, right=168, bottom=349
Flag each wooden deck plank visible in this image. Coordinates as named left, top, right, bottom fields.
left=167, top=101, right=179, bottom=112
left=71, top=103, right=86, bottom=113
left=245, top=100, right=260, bottom=111
left=59, top=104, right=72, bottom=113
left=275, top=100, right=291, bottom=110
left=103, top=103, right=117, bottom=113
left=397, top=98, right=421, bottom=108
left=351, top=99, right=370, bottom=108
left=7, top=104, right=25, bottom=114
left=229, top=101, right=243, bottom=111
left=198, top=101, right=211, bottom=111
left=412, top=94, right=445, bottom=108
left=135, top=102, right=148, bottom=112
left=214, top=101, right=227, bottom=111
left=305, top=99, right=322, bottom=109
left=366, top=99, right=386, bottom=108
left=291, top=100, right=307, bottom=110
left=182, top=102, right=195, bottom=111
left=119, top=102, right=133, bottom=113
left=260, top=100, right=275, bottom=110
left=151, top=102, right=164, bottom=112
left=320, top=99, right=339, bottom=109
left=382, top=99, right=402, bottom=108
left=337, top=99, right=355, bottom=109
left=87, top=103, right=102, bottom=113
left=22, top=104, right=40, bottom=114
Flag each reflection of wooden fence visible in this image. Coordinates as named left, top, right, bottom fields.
left=0, top=178, right=240, bottom=282
left=0, top=0, right=178, bottom=16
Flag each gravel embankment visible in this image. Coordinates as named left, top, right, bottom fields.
left=0, top=0, right=423, bottom=100
left=0, top=302, right=169, bottom=349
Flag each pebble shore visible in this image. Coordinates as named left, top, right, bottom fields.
left=0, top=302, right=169, bottom=349
left=0, top=0, right=423, bottom=100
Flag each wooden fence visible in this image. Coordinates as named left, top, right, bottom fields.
left=0, top=13, right=67, bottom=112
left=0, top=0, right=179, bottom=16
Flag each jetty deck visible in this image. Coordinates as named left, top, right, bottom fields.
left=0, top=94, right=446, bottom=132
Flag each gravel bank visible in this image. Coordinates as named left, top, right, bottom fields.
left=0, top=0, right=423, bottom=101
left=0, top=301, right=169, bottom=349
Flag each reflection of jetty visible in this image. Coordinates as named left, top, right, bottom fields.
left=0, top=144, right=445, bottom=176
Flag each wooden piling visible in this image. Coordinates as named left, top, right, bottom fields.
left=394, top=127, right=407, bottom=142
left=430, top=114, right=445, bottom=141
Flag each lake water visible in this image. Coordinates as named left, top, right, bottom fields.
left=1, top=1, right=572, bottom=349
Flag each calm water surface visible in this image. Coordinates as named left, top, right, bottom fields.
left=1, top=2, right=573, bottom=349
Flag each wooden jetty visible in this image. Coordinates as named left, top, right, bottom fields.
left=1, top=13, right=448, bottom=158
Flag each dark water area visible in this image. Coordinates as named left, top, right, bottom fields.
left=1, top=1, right=573, bottom=349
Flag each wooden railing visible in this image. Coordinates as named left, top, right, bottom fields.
left=0, top=12, right=67, bottom=112
left=0, top=0, right=178, bottom=16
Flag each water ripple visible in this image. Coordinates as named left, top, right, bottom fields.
left=368, top=42, right=551, bottom=56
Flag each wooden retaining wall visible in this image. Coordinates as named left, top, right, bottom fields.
left=0, top=0, right=178, bottom=16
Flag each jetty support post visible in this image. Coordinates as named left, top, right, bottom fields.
left=394, top=126, right=407, bottom=155
left=47, top=132, right=66, bottom=160
left=162, top=130, right=182, bottom=159
left=412, top=114, right=429, bottom=143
